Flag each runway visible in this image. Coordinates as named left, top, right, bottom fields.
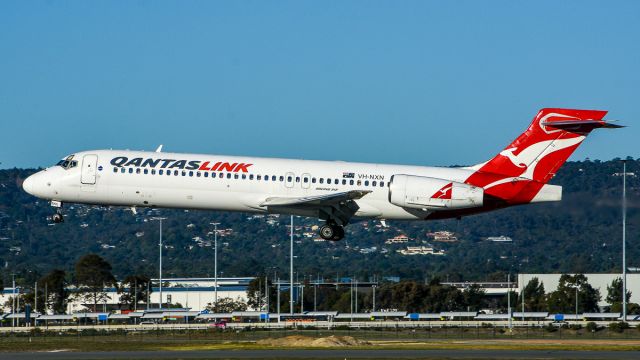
left=2, top=349, right=639, bottom=360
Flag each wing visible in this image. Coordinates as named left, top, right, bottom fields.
left=260, top=190, right=372, bottom=226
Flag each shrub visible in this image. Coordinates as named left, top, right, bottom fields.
left=544, top=323, right=558, bottom=332
left=586, top=321, right=599, bottom=332
left=608, top=322, right=630, bottom=333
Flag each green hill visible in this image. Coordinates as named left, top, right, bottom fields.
left=1, top=158, right=639, bottom=286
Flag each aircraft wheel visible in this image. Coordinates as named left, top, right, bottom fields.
left=319, top=224, right=335, bottom=240
left=52, top=213, right=64, bottom=223
left=331, top=226, right=345, bottom=241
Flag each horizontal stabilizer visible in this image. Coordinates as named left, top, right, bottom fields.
left=541, top=119, right=624, bottom=131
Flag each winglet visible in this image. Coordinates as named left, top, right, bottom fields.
left=155, top=145, right=163, bottom=153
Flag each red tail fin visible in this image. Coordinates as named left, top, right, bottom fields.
left=465, top=108, right=610, bottom=203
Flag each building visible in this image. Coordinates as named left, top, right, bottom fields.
left=487, top=235, right=512, bottom=242
left=1, top=277, right=253, bottom=314
left=428, top=231, right=458, bottom=242
left=385, top=234, right=410, bottom=244
left=397, top=246, right=445, bottom=256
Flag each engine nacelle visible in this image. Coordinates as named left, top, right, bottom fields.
left=388, top=174, right=484, bottom=210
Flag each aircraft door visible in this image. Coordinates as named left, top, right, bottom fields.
left=81, top=154, right=98, bottom=184
left=301, top=173, right=310, bottom=189
left=285, top=172, right=294, bottom=188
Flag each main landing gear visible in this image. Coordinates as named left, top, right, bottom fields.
left=319, top=221, right=345, bottom=241
left=51, top=200, right=64, bottom=223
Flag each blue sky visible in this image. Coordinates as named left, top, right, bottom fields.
left=1, top=1, right=638, bottom=169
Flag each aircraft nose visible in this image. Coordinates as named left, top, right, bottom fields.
left=22, top=174, right=35, bottom=195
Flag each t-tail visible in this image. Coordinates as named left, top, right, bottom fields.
left=465, top=108, right=622, bottom=205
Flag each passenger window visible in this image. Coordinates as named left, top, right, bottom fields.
left=182, top=171, right=186, bottom=176
left=334, top=179, right=339, bottom=185
left=257, top=175, right=262, bottom=180
left=272, top=175, right=276, bottom=181
left=304, top=177, right=309, bottom=183
left=287, top=176, right=293, bottom=182
left=174, top=170, right=179, bottom=176
left=380, top=181, right=385, bottom=187
left=121, top=168, right=125, bottom=173
left=211, top=172, right=216, bottom=178
left=159, top=170, right=164, bottom=175
left=326, top=178, right=331, bottom=184
left=113, top=168, right=118, bottom=173
left=264, top=175, right=269, bottom=181
left=188, top=171, right=193, bottom=177
left=295, top=177, right=300, bottom=183
left=372, top=181, right=377, bottom=186
left=365, top=180, right=369, bottom=186
left=227, top=173, right=231, bottom=179
left=357, top=180, right=361, bottom=186
left=234, top=174, right=239, bottom=179
left=242, top=174, right=246, bottom=179
left=279, top=176, right=284, bottom=182
left=349, top=179, right=354, bottom=185
left=129, top=168, right=133, bottom=174
left=143, top=169, right=148, bottom=175
left=319, top=178, right=324, bottom=184
left=249, top=174, right=254, bottom=180
left=136, top=168, right=141, bottom=174
left=151, top=169, right=156, bottom=175
left=196, top=172, right=201, bottom=177
left=342, top=179, right=346, bottom=185
left=204, top=172, right=208, bottom=178
left=312, top=178, right=316, bottom=184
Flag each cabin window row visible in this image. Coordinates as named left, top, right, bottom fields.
left=112, top=167, right=385, bottom=187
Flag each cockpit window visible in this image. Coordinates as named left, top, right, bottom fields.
left=56, top=156, right=78, bottom=170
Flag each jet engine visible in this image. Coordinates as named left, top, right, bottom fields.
left=388, top=174, right=483, bottom=210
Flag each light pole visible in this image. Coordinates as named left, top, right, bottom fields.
left=372, top=284, right=376, bottom=312
left=521, top=274, right=525, bottom=323
left=576, top=285, right=579, bottom=320
left=507, top=273, right=512, bottom=330
left=277, top=278, right=281, bottom=317
left=622, top=160, right=627, bottom=322
left=152, top=217, right=167, bottom=309
left=290, top=215, right=294, bottom=314
left=12, top=274, right=15, bottom=329
left=210, top=222, right=220, bottom=310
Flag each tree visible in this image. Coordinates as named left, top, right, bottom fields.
left=246, top=277, right=268, bottom=311
left=463, top=284, right=486, bottom=311
left=118, top=275, right=151, bottom=311
left=206, top=297, right=247, bottom=313
left=74, top=254, right=117, bottom=312
left=605, top=277, right=638, bottom=313
left=606, top=277, right=631, bottom=306
left=519, top=277, right=546, bottom=311
left=39, top=269, right=68, bottom=314
left=547, top=274, right=600, bottom=314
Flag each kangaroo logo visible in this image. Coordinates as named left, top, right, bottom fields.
left=431, top=183, right=453, bottom=199
left=499, top=147, right=527, bottom=168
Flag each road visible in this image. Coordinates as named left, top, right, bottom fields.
left=1, top=349, right=639, bottom=359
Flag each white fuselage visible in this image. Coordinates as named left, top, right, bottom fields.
left=23, top=150, right=478, bottom=220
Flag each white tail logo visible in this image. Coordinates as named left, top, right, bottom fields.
left=499, top=147, right=527, bottom=168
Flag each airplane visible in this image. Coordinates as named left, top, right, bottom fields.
left=22, top=108, right=620, bottom=241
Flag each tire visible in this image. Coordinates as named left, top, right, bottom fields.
left=319, top=224, right=335, bottom=240
left=52, top=213, right=64, bottom=223
left=331, top=226, right=345, bottom=241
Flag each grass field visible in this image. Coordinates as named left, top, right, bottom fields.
left=1, top=327, right=640, bottom=353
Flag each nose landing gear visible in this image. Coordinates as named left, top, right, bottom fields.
left=51, top=200, right=64, bottom=223
left=319, top=221, right=345, bottom=241
left=52, top=212, right=64, bottom=223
